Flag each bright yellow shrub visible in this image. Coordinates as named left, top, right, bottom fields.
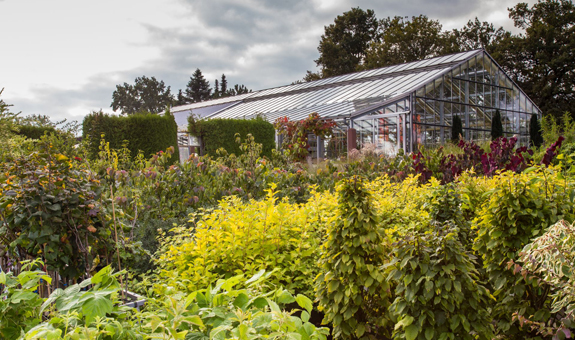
left=157, top=185, right=337, bottom=297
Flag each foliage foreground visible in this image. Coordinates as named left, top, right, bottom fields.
left=3, top=118, right=575, bottom=340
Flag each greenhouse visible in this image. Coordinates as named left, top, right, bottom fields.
left=172, top=49, right=541, bottom=157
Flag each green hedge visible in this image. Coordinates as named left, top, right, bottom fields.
left=83, top=111, right=179, bottom=162
left=188, top=116, right=275, bottom=158
left=16, top=125, right=57, bottom=139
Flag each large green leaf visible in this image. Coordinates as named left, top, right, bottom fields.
left=10, top=291, right=38, bottom=304
left=81, top=292, right=114, bottom=325
left=405, top=324, right=419, bottom=340
left=295, top=295, right=313, bottom=314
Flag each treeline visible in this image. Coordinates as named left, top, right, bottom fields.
left=110, top=70, right=251, bottom=115
left=307, top=0, right=575, bottom=119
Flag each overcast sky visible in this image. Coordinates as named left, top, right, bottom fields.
left=0, top=0, right=535, bottom=124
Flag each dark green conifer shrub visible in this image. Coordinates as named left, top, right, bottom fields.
left=451, top=115, right=463, bottom=142
left=529, top=114, right=543, bottom=147
left=491, top=109, right=503, bottom=140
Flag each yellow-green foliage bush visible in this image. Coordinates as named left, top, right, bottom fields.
left=366, top=175, right=431, bottom=234
left=473, top=165, right=575, bottom=336
left=155, top=176, right=436, bottom=301
left=156, top=185, right=338, bottom=297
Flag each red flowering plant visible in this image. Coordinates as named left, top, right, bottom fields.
left=274, top=112, right=336, bottom=162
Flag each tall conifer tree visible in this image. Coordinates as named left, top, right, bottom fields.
left=185, top=69, right=212, bottom=103
left=220, top=74, right=228, bottom=96
left=213, top=79, right=220, bottom=99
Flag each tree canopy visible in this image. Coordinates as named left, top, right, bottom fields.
left=111, top=76, right=174, bottom=115
left=0, top=88, right=19, bottom=142
left=500, top=0, right=575, bottom=119
left=308, top=1, right=575, bottom=120
left=365, top=15, right=453, bottom=69
left=314, top=7, right=379, bottom=78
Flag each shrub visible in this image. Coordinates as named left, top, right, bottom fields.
left=315, top=176, right=393, bottom=339
left=529, top=114, right=543, bottom=148
left=156, top=186, right=333, bottom=298
left=473, top=166, right=575, bottom=336
left=491, top=109, right=503, bottom=140
left=518, top=220, right=575, bottom=338
left=451, top=115, right=463, bottom=142
left=0, top=145, right=111, bottom=280
left=541, top=112, right=575, bottom=146
left=15, top=125, right=57, bottom=139
left=274, top=113, right=336, bottom=161
left=82, top=110, right=179, bottom=162
left=188, top=115, right=275, bottom=158
left=387, top=224, right=493, bottom=340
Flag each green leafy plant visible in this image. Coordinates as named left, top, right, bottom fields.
left=473, top=166, right=575, bottom=336
left=189, top=115, right=275, bottom=158
left=0, top=143, right=110, bottom=280
left=25, top=266, right=141, bottom=340
left=516, top=220, right=575, bottom=339
left=146, top=270, right=329, bottom=340
left=0, top=259, right=50, bottom=340
left=386, top=224, right=493, bottom=340
left=274, top=113, right=336, bottom=162
left=315, top=176, right=392, bottom=339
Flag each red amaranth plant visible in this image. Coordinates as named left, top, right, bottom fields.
left=412, top=136, right=546, bottom=184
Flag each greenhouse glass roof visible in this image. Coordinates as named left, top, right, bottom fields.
left=171, top=49, right=538, bottom=129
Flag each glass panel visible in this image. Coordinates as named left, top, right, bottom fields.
left=484, top=85, right=493, bottom=107
left=469, top=80, right=477, bottom=105
left=442, top=102, right=452, bottom=126
left=520, top=113, right=529, bottom=135
left=518, top=92, right=527, bottom=112
left=452, top=77, right=464, bottom=103
left=442, top=76, right=452, bottom=102
left=482, top=55, right=498, bottom=85
left=476, top=55, right=486, bottom=83
left=526, top=100, right=533, bottom=114
left=501, top=110, right=513, bottom=133
left=376, top=116, right=400, bottom=155
left=513, top=87, right=520, bottom=111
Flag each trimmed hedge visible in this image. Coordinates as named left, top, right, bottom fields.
left=188, top=116, right=275, bottom=158
left=16, top=125, right=57, bottom=139
left=83, top=111, right=179, bottom=162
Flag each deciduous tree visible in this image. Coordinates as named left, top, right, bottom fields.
left=450, top=18, right=511, bottom=55
left=365, top=15, right=452, bottom=69
left=314, top=7, right=379, bottom=77
left=499, top=0, right=575, bottom=118
left=111, top=76, right=174, bottom=114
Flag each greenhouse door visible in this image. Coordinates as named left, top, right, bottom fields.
left=353, top=111, right=407, bottom=155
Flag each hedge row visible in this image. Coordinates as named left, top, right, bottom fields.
left=16, top=125, right=57, bottom=139
left=188, top=116, right=275, bottom=158
left=82, top=111, right=179, bottom=162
